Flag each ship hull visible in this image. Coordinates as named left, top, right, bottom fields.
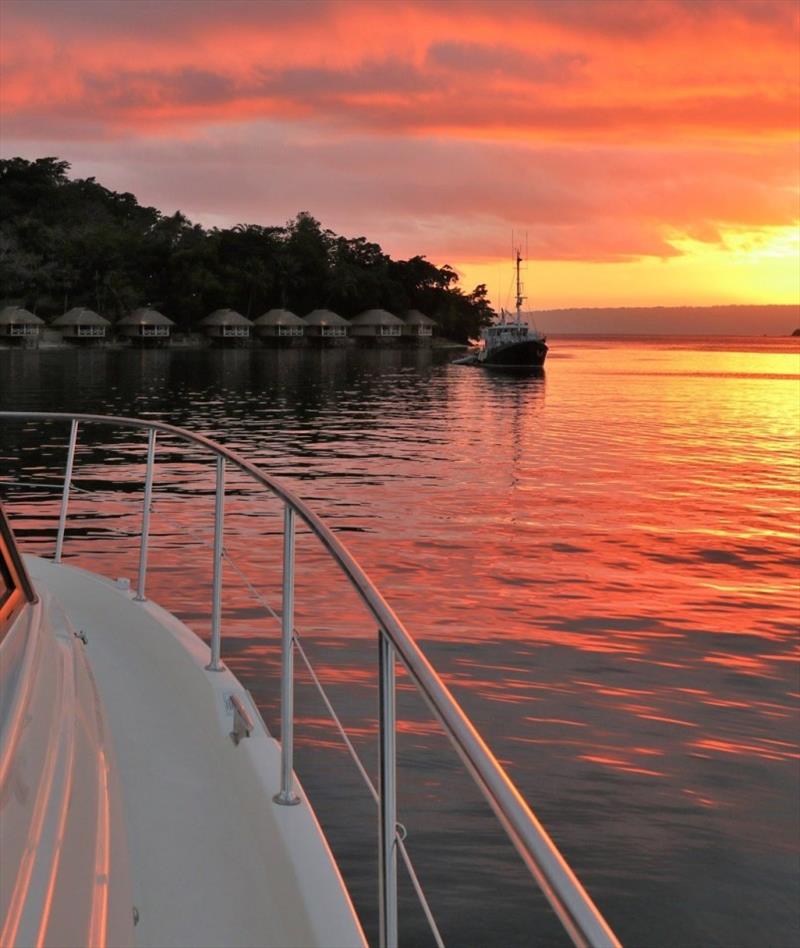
left=480, top=338, right=548, bottom=368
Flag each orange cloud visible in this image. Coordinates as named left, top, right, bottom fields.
left=3, top=0, right=797, bottom=139
left=1, top=0, right=798, bottom=304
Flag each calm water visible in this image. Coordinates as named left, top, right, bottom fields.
left=1, top=337, right=799, bottom=947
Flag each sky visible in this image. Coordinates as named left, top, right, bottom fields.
left=1, top=0, right=799, bottom=318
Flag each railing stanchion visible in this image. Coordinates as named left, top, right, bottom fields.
left=378, top=630, right=398, bottom=948
left=275, top=503, right=300, bottom=805
left=54, top=419, right=79, bottom=563
left=205, top=455, right=225, bottom=671
left=134, top=428, right=157, bottom=601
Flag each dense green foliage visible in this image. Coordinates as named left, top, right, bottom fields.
left=0, top=157, right=494, bottom=341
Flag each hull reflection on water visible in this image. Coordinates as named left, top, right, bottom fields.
left=0, top=337, right=798, bottom=948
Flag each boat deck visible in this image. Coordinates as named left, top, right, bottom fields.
left=26, top=556, right=364, bottom=948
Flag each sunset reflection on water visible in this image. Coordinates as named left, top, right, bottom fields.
left=1, top=336, right=798, bottom=946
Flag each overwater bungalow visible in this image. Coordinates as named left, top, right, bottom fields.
left=254, top=309, right=307, bottom=347
left=403, top=309, right=437, bottom=345
left=304, top=309, right=350, bottom=347
left=198, top=309, right=253, bottom=347
left=349, top=309, right=404, bottom=346
left=117, top=307, right=175, bottom=348
left=51, top=307, right=110, bottom=345
left=0, top=306, right=44, bottom=347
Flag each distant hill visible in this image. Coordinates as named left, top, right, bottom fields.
left=534, top=305, right=800, bottom=336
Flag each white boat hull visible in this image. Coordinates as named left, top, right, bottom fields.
left=1, top=556, right=366, bottom=948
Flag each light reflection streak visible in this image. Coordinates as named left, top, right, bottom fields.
left=636, top=714, right=699, bottom=728
left=577, top=756, right=666, bottom=779
left=703, top=653, right=771, bottom=674
left=87, top=750, right=111, bottom=948
left=681, top=789, right=719, bottom=809
left=691, top=738, right=799, bottom=763
left=296, top=715, right=375, bottom=740
left=0, top=647, right=67, bottom=948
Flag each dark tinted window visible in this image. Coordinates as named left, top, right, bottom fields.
left=1, top=506, right=35, bottom=640
left=0, top=556, right=12, bottom=608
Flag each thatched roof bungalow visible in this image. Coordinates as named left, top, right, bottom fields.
left=349, top=309, right=404, bottom=345
left=0, top=306, right=44, bottom=347
left=403, top=310, right=437, bottom=341
left=304, top=309, right=350, bottom=346
left=254, top=309, right=306, bottom=346
left=403, top=309, right=437, bottom=336
left=198, top=309, right=253, bottom=346
left=117, top=308, right=175, bottom=347
left=52, top=307, right=110, bottom=344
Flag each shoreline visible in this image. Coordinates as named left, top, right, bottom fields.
left=0, top=331, right=469, bottom=352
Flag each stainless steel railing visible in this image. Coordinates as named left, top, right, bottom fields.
left=0, top=410, right=621, bottom=948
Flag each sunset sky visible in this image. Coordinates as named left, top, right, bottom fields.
left=1, top=0, right=798, bottom=315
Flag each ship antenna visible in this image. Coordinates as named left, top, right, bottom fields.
left=514, top=241, right=526, bottom=325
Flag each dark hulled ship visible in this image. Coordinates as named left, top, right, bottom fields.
left=455, top=246, right=548, bottom=370
left=480, top=248, right=547, bottom=368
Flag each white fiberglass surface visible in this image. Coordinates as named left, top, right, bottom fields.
left=24, top=556, right=365, bottom=948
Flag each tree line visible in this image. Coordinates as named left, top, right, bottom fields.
left=0, top=157, right=494, bottom=342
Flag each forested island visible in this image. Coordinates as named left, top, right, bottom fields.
left=0, top=157, right=493, bottom=342
left=4, top=158, right=796, bottom=345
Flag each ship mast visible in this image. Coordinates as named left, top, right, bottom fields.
left=514, top=245, right=525, bottom=325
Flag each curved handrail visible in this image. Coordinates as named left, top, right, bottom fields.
left=0, top=410, right=620, bottom=948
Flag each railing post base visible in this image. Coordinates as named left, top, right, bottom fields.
left=272, top=790, right=301, bottom=807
